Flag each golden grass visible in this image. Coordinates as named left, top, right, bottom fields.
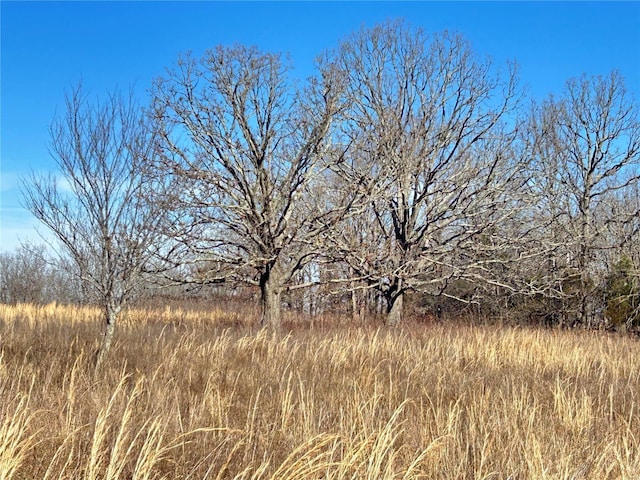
left=0, top=302, right=639, bottom=479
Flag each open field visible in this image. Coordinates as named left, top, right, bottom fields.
left=0, top=302, right=639, bottom=479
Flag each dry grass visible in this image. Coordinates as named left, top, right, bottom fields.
left=0, top=302, right=639, bottom=479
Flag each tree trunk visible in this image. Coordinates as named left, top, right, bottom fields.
left=385, top=291, right=404, bottom=326
left=95, top=303, right=119, bottom=370
left=578, top=244, right=594, bottom=327
left=351, top=285, right=365, bottom=322
left=260, top=268, right=282, bottom=329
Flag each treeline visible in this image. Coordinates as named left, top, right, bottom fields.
left=5, top=20, right=638, bottom=354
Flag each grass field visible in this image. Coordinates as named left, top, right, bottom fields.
left=0, top=302, right=639, bottom=479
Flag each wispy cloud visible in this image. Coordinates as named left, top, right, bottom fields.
left=0, top=171, right=20, bottom=193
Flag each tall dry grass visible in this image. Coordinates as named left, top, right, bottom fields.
left=0, top=302, right=639, bottom=479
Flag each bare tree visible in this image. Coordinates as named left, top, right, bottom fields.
left=21, top=85, right=163, bottom=367
left=0, top=243, right=77, bottom=304
left=328, top=21, right=523, bottom=325
left=150, top=45, right=347, bottom=328
left=0, top=244, right=48, bottom=304
left=525, top=71, right=640, bottom=326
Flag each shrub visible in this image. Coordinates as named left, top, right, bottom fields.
left=604, top=255, right=639, bottom=330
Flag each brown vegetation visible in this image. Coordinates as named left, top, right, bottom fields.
left=1, top=302, right=639, bottom=479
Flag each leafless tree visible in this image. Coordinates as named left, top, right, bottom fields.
left=0, top=243, right=80, bottom=304
left=150, top=45, right=348, bottom=328
left=525, top=71, right=640, bottom=326
left=0, top=244, right=49, bottom=304
left=327, top=21, right=523, bottom=325
left=21, top=85, right=163, bottom=367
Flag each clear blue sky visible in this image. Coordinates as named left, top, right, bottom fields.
left=1, top=1, right=639, bottom=252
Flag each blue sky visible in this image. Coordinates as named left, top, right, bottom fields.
left=1, top=1, right=639, bottom=252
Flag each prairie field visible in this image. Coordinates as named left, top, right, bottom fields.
left=0, top=302, right=639, bottom=479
